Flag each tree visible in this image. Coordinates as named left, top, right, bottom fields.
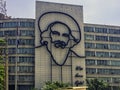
left=0, top=57, right=5, bottom=90
left=86, top=78, right=110, bottom=90
left=0, top=39, right=6, bottom=90
left=42, top=81, right=71, bottom=90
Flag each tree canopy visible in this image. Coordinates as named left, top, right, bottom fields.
left=0, top=57, right=5, bottom=90
left=0, top=39, right=6, bottom=90
left=42, top=81, right=71, bottom=90
left=86, top=78, right=110, bottom=90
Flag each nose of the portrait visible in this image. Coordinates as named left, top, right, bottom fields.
left=52, top=35, right=67, bottom=43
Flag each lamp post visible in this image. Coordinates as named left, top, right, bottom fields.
left=15, top=21, right=20, bottom=90
left=5, top=33, right=8, bottom=90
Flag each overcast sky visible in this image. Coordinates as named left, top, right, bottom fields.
left=6, top=0, right=120, bottom=26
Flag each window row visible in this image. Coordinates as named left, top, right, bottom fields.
left=9, top=66, right=34, bottom=73
left=112, top=77, right=120, bottom=83
left=87, top=77, right=120, bottom=83
left=8, top=48, right=34, bottom=54
left=84, top=26, right=120, bottom=34
left=85, top=42, right=120, bottom=50
left=85, top=34, right=120, bottom=42
left=85, top=35, right=108, bottom=41
left=85, top=51, right=120, bottom=58
left=9, top=56, right=34, bottom=64
left=86, top=68, right=120, bottom=75
left=8, top=39, right=34, bottom=46
left=0, top=21, right=34, bottom=28
left=86, top=59, right=120, bottom=66
left=9, top=75, right=34, bottom=81
left=85, top=51, right=109, bottom=57
left=0, top=30, right=34, bottom=37
left=84, top=26, right=108, bottom=33
left=98, top=69, right=120, bottom=75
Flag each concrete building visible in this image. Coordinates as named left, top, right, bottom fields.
left=0, top=1, right=120, bottom=90
left=35, top=1, right=86, bottom=89
left=84, top=23, right=120, bottom=90
left=0, top=18, right=35, bottom=90
left=35, top=1, right=120, bottom=90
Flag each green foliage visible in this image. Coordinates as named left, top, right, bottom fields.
left=0, top=39, right=6, bottom=56
left=0, top=39, right=5, bottom=90
left=42, top=81, right=71, bottom=90
left=31, top=88, right=39, bottom=90
left=0, top=58, right=5, bottom=90
left=86, top=78, right=109, bottom=90
left=0, top=39, right=6, bottom=46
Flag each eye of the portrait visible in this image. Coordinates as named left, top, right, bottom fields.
left=51, top=31, right=60, bottom=36
left=62, top=33, right=69, bottom=38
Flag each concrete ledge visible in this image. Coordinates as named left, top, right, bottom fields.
left=62, top=86, right=88, bottom=90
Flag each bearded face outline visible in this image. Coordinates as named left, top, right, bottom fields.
left=49, top=22, right=71, bottom=49
left=38, top=11, right=81, bottom=66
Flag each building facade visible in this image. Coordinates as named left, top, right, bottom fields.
left=0, top=18, right=35, bottom=90
left=35, top=1, right=86, bottom=89
left=0, top=1, right=120, bottom=90
left=35, top=1, right=120, bottom=90
left=84, top=23, right=120, bottom=90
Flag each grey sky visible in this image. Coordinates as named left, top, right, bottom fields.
left=6, top=0, right=120, bottom=26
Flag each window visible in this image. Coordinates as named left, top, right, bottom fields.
left=0, top=23, right=3, bottom=28
left=85, top=34, right=94, bottom=40
left=111, top=61, right=120, bottom=66
left=95, top=27, right=107, bottom=33
left=18, top=85, right=34, bottom=90
left=97, top=69, right=120, bottom=75
left=20, top=22, right=34, bottom=28
left=109, top=36, right=120, bottom=42
left=1, top=21, right=34, bottom=29
left=8, top=39, right=16, bottom=45
left=18, top=57, right=34, bottom=63
left=0, top=31, right=4, bottom=37
left=8, top=48, right=16, bottom=54
left=85, top=42, right=95, bottom=49
left=2, top=22, right=18, bottom=28
left=4, top=30, right=17, bottom=36
left=85, top=51, right=95, bottom=57
left=110, top=52, right=120, bottom=58
left=96, top=52, right=109, bottom=57
left=110, top=69, right=120, bottom=75
left=97, top=69, right=110, bottom=74
left=112, top=78, right=120, bottom=83
left=97, top=60, right=110, bottom=66
left=96, top=43, right=108, bottom=49
left=18, top=39, right=34, bottom=45
left=109, top=29, right=120, bottom=34
left=9, top=56, right=16, bottom=63
left=86, top=68, right=96, bottom=74
left=84, top=26, right=94, bottom=32
left=18, top=75, right=34, bottom=81
left=96, top=35, right=108, bottom=41
left=18, top=48, right=34, bottom=54
left=110, top=44, right=120, bottom=50
left=9, top=66, right=15, bottom=73
left=86, top=59, right=95, bottom=65
left=20, top=30, right=34, bottom=36
left=9, top=75, right=15, bottom=81
left=17, top=66, right=34, bottom=73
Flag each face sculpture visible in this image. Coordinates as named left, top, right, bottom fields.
left=38, top=12, right=81, bottom=66
left=42, top=21, right=73, bottom=66
left=49, top=22, right=70, bottom=49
